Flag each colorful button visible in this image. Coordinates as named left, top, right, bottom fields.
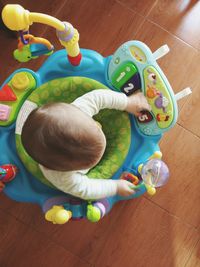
left=143, top=127, right=152, bottom=135
left=156, top=113, right=170, bottom=122
left=129, top=45, right=147, bottom=63
left=10, top=72, right=30, bottom=91
left=121, top=73, right=141, bottom=96
left=111, top=62, right=137, bottom=90
left=0, top=84, right=17, bottom=101
left=146, top=86, right=159, bottom=99
left=137, top=111, right=153, bottom=123
left=155, top=93, right=169, bottom=112
left=162, top=96, right=169, bottom=109
left=0, top=104, right=11, bottom=121
left=114, top=57, right=120, bottom=64
left=147, top=69, right=157, bottom=85
left=121, top=172, right=139, bottom=185
left=155, top=95, right=163, bottom=108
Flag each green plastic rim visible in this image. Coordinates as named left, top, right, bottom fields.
left=16, top=77, right=131, bottom=188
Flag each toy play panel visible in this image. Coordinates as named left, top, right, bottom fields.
left=107, top=41, right=178, bottom=136
left=0, top=71, right=37, bottom=126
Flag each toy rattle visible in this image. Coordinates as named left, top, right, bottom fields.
left=0, top=164, right=18, bottom=192
left=14, top=34, right=54, bottom=62
left=2, top=4, right=81, bottom=66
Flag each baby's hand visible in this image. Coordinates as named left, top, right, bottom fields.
left=126, top=91, right=151, bottom=117
left=116, top=180, right=135, bottom=196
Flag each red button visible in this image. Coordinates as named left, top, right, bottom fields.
left=137, top=110, right=153, bottom=123
left=0, top=84, right=17, bottom=101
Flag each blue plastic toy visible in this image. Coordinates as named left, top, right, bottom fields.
left=0, top=4, right=192, bottom=224
left=13, top=34, right=54, bottom=63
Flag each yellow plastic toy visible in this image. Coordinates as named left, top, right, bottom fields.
left=45, top=205, right=72, bottom=224
left=2, top=4, right=81, bottom=65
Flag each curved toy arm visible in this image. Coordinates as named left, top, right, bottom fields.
left=2, top=4, right=64, bottom=31
left=2, top=4, right=81, bottom=65
left=18, top=34, right=53, bottom=50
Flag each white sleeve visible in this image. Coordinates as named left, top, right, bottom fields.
left=72, top=89, right=128, bottom=117
left=39, top=165, right=118, bottom=200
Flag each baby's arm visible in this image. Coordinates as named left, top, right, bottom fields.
left=72, top=89, right=127, bottom=117
left=39, top=165, right=134, bottom=200
left=72, top=89, right=150, bottom=117
left=66, top=174, right=136, bottom=200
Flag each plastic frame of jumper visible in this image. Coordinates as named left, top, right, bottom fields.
left=0, top=4, right=192, bottom=224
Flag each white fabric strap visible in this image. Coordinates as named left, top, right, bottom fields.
left=175, top=87, right=192, bottom=101
left=153, top=45, right=170, bottom=60
left=15, top=100, right=38, bottom=135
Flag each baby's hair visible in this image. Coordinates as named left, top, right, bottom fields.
left=21, top=102, right=106, bottom=171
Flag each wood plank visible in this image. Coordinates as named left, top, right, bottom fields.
left=94, top=198, right=198, bottom=267
left=0, top=193, right=48, bottom=228
left=148, top=0, right=200, bottom=50
left=149, top=124, right=200, bottom=228
left=118, top=0, right=157, bottom=16
left=0, top=208, right=92, bottom=267
left=178, top=52, right=200, bottom=138
left=185, top=239, right=200, bottom=267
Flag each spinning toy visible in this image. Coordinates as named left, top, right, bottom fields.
left=0, top=4, right=192, bottom=224
left=14, top=34, right=54, bottom=62
left=0, top=164, right=18, bottom=192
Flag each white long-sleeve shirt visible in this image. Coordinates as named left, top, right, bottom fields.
left=39, top=89, right=128, bottom=200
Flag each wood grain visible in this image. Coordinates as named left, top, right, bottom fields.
left=118, top=0, right=157, bottom=16
left=185, top=240, right=200, bottom=267
left=148, top=0, right=200, bottom=50
left=152, top=124, right=200, bottom=228
left=94, top=198, right=199, bottom=267
left=178, top=52, right=200, bottom=137
left=0, top=209, right=92, bottom=267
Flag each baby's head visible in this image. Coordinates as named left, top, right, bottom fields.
left=21, top=102, right=106, bottom=171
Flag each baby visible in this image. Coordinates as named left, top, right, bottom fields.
left=21, top=89, right=150, bottom=200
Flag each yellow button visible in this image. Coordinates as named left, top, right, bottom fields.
left=11, top=72, right=30, bottom=91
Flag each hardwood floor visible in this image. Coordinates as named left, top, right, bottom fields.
left=0, top=0, right=199, bottom=266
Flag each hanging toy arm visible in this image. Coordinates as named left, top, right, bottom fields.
left=2, top=4, right=81, bottom=66
left=56, top=22, right=81, bottom=66
left=17, top=34, right=53, bottom=51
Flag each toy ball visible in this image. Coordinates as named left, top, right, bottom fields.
left=141, top=159, right=169, bottom=187
left=0, top=164, right=18, bottom=182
